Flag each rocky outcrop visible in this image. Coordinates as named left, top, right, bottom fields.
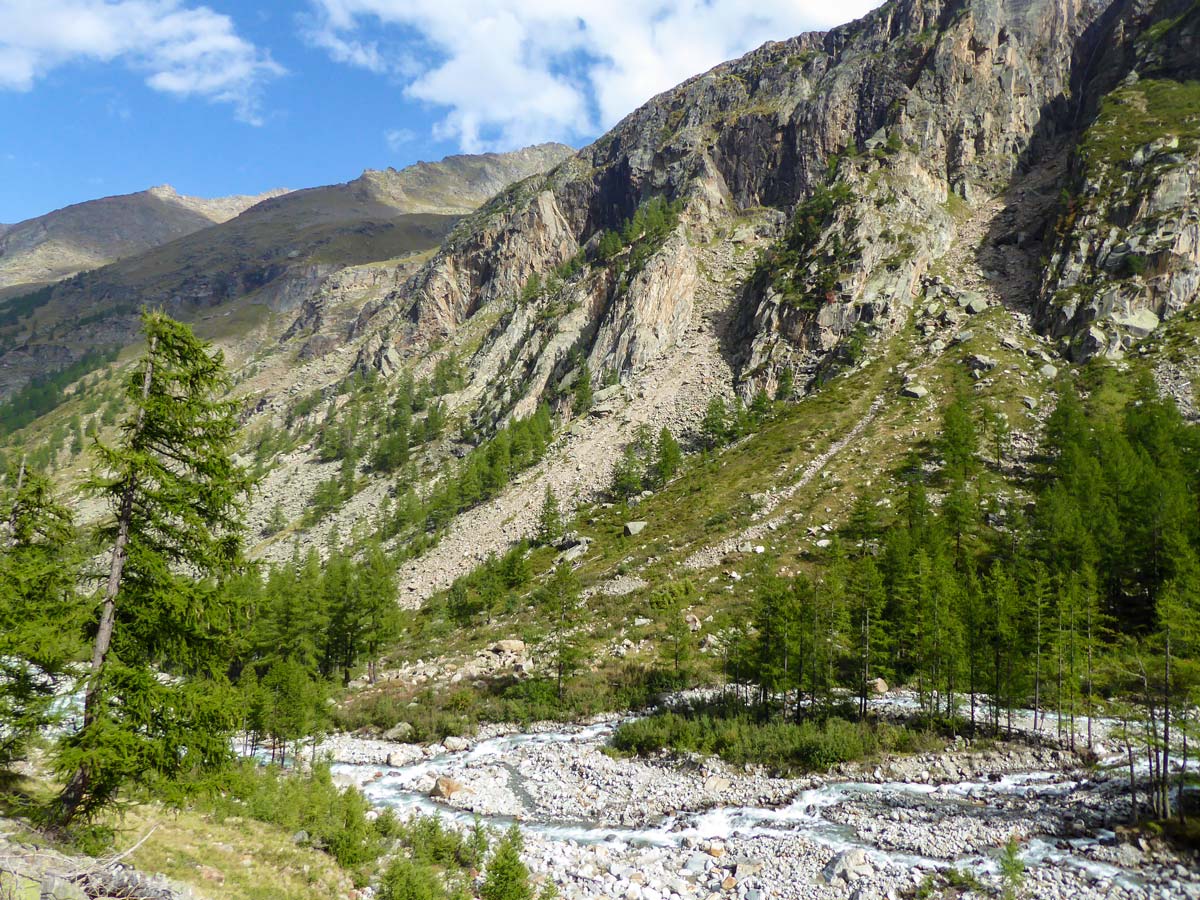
left=359, top=0, right=1120, bottom=410
left=1036, top=0, right=1200, bottom=358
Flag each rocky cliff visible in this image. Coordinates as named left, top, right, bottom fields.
left=356, top=0, right=1199, bottom=430
left=0, top=145, right=573, bottom=395
left=1037, top=0, right=1200, bottom=358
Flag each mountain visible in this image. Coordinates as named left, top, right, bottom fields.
left=0, top=183, right=290, bottom=292
left=3, top=2, right=1200, bottom=897
left=0, top=143, right=573, bottom=394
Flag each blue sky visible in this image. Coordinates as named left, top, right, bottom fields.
left=0, top=1, right=879, bottom=224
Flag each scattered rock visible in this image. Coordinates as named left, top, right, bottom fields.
left=624, top=521, right=647, bottom=537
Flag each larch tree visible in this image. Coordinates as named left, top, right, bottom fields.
left=54, top=310, right=251, bottom=826
left=0, top=468, right=80, bottom=769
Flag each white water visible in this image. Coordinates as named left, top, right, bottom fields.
left=331, top=715, right=1155, bottom=895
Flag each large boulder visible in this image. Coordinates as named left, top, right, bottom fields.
left=823, top=849, right=874, bottom=885
left=869, top=677, right=889, bottom=695
left=624, top=521, right=647, bottom=536
left=432, top=776, right=466, bottom=799
left=493, top=639, right=526, bottom=655
left=384, top=721, right=414, bottom=742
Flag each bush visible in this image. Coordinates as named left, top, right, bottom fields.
left=611, top=705, right=910, bottom=773
left=201, top=762, right=384, bottom=874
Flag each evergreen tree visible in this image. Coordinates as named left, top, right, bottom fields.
left=573, top=358, right=593, bottom=414
left=539, top=564, right=582, bottom=703
left=651, top=427, right=682, bottom=487
left=481, top=825, right=533, bottom=900
left=0, top=468, right=79, bottom=768
left=535, top=485, right=563, bottom=546
left=55, top=311, right=251, bottom=825
left=701, top=397, right=728, bottom=449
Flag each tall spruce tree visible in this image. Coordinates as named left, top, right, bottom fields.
left=54, top=311, right=251, bottom=825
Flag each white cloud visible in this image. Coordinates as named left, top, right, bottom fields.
left=303, top=1, right=881, bottom=151
left=0, top=0, right=283, bottom=123
left=384, top=126, right=415, bottom=151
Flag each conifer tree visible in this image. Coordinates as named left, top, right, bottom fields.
left=540, top=563, right=582, bottom=703
left=55, top=310, right=251, bottom=825
left=535, top=485, right=563, bottom=546
left=481, top=825, right=533, bottom=900
left=0, top=469, right=79, bottom=768
left=651, top=427, right=682, bottom=487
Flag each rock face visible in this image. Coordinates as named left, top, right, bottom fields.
left=0, top=144, right=573, bottom=396
left=1037, top=0, right=1200, bottom=358
left=354, top=0, right=1200, bottom=420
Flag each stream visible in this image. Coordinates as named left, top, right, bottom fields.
left=322, top=704, right=1199, bottom=900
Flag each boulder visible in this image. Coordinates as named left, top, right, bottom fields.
left=900, top=384, right=927, bottom=399
left=442, top=735, right=470, bottom=752
left=967, top=353, right=997, bottom=372
left=702, top=775, right=730, bottom=793
left=493, top=639, right=526, bottom=655
left=869, top=677, right=889, bottom=695
left=624, top=521, right=647, bottom=536
left=1038, top=363, right=1059, bottom=379
left=384, top=721, right=414, bottom=742
left=432, top=776, right=465, bottom=799
left=686, top=613, right=702, bottom=632
left=824, top=849, right=874, bottom=884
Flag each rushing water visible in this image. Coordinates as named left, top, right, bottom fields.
left=330, top=716, right=1150, bottom=893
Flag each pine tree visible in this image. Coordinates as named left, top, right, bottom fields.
left=701, top=397, right=728, bottom=449
left=0, top=468, right=79, bottom=768
left=535, top=485, right=563, bottom=546
left=358, top=543, right=400, bottom=684
left=54, top=311, right=251, bottom=825
left=651, top=427, right=682, bottom=487
left=539, top=564, right=582, bottom=703
left=573, top=357, right=593, bottom=414
left=481, top=825, right=533, bottom=900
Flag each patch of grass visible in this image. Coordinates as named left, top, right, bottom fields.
left=1080, top=79, right=1200, bottom=167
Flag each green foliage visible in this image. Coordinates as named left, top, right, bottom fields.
left=481, top=826, right=533, bottom=900
left=0, top=348, right=117, bottom=437
left=1081, top=79, right=1200, bottom=168
left=572, top=357, right=593, bottom=414
left=999, top=835, right=1026, bottom=900
left=591, top=197, right=684, bottom=281
left=201, top=761, right=384, bottom=874
left=611, top=701, right=938, bottom=773
left=535, top=485, right=562, bottom=546
left=55, top=311, right=252, bottom=825
left=0, top=284, right=55, bottom=328
left=0, top=469, right=81, bottom=769
left=386, top=403, right=554, bottom=540
left=752, top=182, right=860, bottom=308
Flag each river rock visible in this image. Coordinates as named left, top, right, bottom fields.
left=824, top=849, right=874, bottom=884
left=432, top=775, right=465, bottom=799
left=870, top=677, right=889, bottom=694
left=384, top=721, right=414, bottom=742
left=443, top=736, right=470, bottom=752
